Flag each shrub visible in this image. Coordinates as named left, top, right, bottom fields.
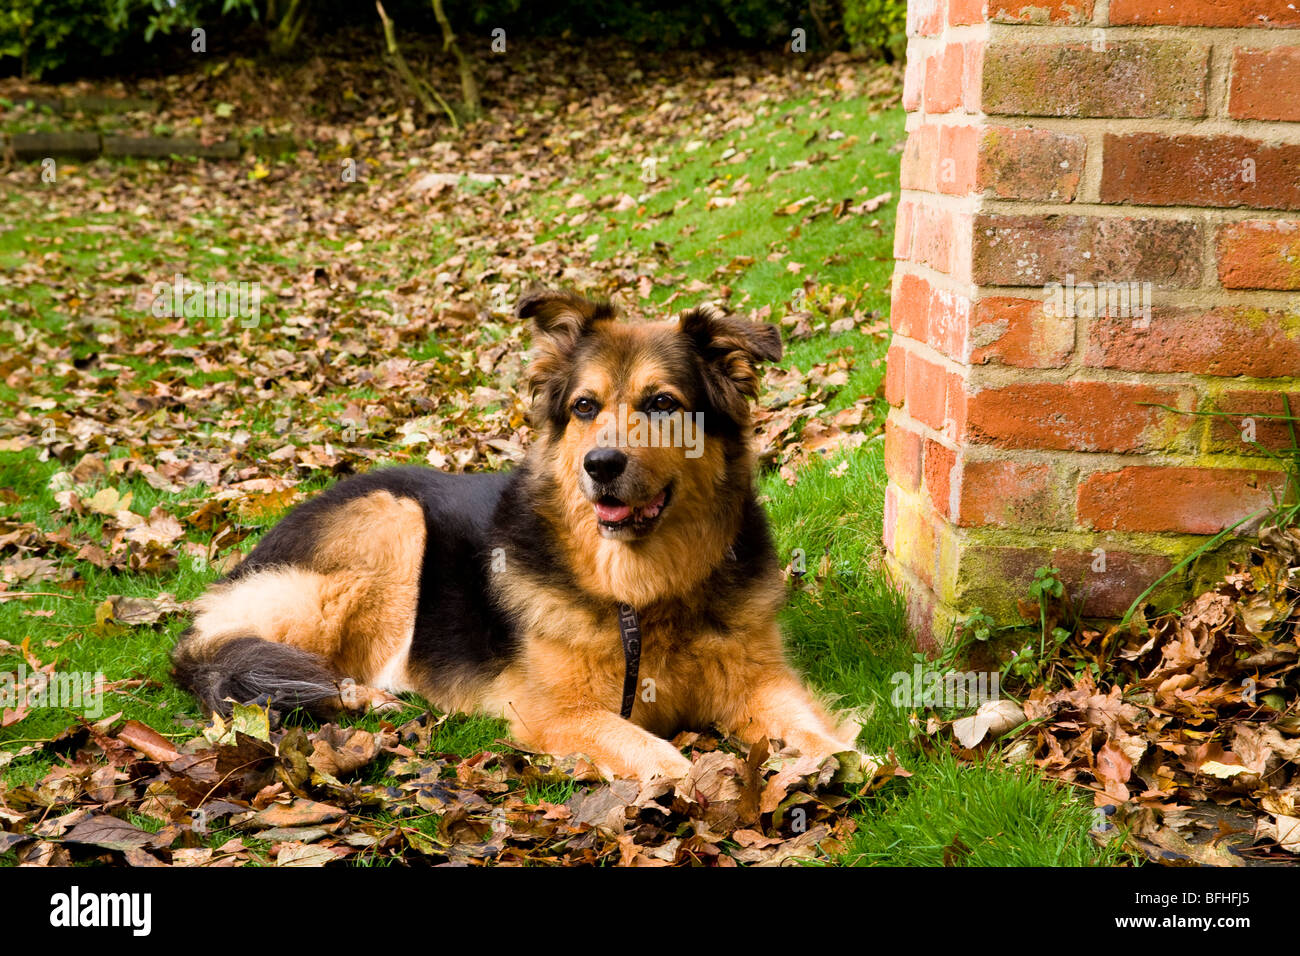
left=1, top=0, right=897, bottom=81
left=842, top=0, right=906, bottom=62
left=466, top=0, right=814, bottom=50
left=0, top=0, right=260, bottom=79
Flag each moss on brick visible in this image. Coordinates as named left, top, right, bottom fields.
left=982, top=41, right=1209, bottom=119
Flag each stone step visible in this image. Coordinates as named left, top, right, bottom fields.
left=6, top=131, right=101, bottom=161
left=102, top=135, right=240, bottom=159
left=3, top=132, right=292, bottom=161
left=15, top=94, right=157, bottom=115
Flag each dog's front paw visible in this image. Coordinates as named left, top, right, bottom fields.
left=622, top=745, right=692, bottom=783
left=654, top=752, right=694, bottom=781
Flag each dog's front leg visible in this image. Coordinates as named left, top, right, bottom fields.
left=510, top=706, right=692, bottom=782
left=725, top=671, right=861, bottom=762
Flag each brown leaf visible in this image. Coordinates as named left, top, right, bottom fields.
left=117, top=719, right=180, bottom=762
left=1095, top=739, right=1133, bottom=805
left=251, top=799, right=346, bottom=829
left=62, top=815, right=155, bottom=852
left=308, top=726, right=380, bottom=778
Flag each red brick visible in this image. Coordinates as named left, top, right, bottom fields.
left=891, top=270, right=931, bottom=339
left=900, top=124, right=939, bottom=192
left=964, top=381, right=1191, bottom=452
left=886, top=418, right=924, bottom=492
left=937, top=124, right=978, bottom=196
left=883, top=483, right=898, bottom=554
left=902, top=586, right=942, bottom=653
left=908, top=516, right=939, bottom=591
left=971, top=214, right=1202, bottom=288
left=1207, top=391, right=1300, bottom=455
left=890, top=272, right=974, bottom=361
left=888, top=490, right=940, bottom=590
left=885, top=343, right=907, bottom=407
left=903, top=52, right=924, bottom=113
left=991, top=0, right=1094, bottom=24
left=949, top=0, right=986, bottom=26
left=949, top=211, right=974, bottom=284
left=904, top=351, right=948, bottom=430
left=1230, top=49, right=1300, bottom=122
left=966, top=545, right=1173, bottom=618
left=908, top=0, right=946, bottom=36
left=924, top=45, right=966, bottom=114
left=904, top=352, right=966, bottom=435
left=977, top=126, right=1084, bottom=201
left=962, top=40, right=985, bottom=113
left=927, top=284, right=972, bottom=359
left=894, top=199, right=914, bottom=260
left=1217, top=220, right=1300, bottom=290
left=1078, top=466, right=1286, bottom=534
left=970, top=296, right=1075, bottom=368
left=1102, top=133, right=1300, bottom=211
left=1052, top=549, right=1174, bottom=619
left=924, top=439, right=958, bottom=517
left=1111, top=0, right=1300, bottom=27
left=955, top=459, right=1062, bottom=528
left=913, top=203, right=955, bottom=274
left=1086, top=307, right=1300, bottom=378
left=982, top=41, right=1209, bottom=119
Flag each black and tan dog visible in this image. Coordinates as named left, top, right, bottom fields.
left=172, top=289, right=861, bottom=781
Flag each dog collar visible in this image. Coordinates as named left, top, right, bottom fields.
left=616, top=603, right=641, bottom=720
left=614, top=542, right=738, bottom=718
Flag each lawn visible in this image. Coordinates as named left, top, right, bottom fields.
left=0, top=45, right=1125, bottom=866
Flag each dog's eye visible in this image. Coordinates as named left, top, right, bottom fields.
left=649, top=394, right=679, bottom=413
left=572, top=397, right=599, bottom=419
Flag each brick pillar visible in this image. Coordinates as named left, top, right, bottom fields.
left=886, top=0, right=1300, bottom=644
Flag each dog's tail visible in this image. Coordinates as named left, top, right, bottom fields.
left=171, top=631, right=345, bottom=720
left=171, top=564, right=354, bottom=720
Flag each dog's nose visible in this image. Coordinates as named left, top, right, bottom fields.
left=584, top=447, right=628, bottom=484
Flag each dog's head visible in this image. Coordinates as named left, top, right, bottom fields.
left=519, top=287, right=781, bottom=544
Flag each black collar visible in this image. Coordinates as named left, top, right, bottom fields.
left=614, top=542, right=739, bottom=719
left=616, top=603, right=641, bottom=720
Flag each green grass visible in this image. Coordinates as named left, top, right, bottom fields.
left=536, top=88, right=901, bottom=319
left=846, top=750, right=1114, bottom=867
left=765, top=444, right=1129, bottom=866
left=0, top=65, right=1125, bottom=867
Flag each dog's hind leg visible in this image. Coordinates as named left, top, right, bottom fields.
left=172, top=565, right=401, bottom=719
left=173, top=489, right=426, bottom=719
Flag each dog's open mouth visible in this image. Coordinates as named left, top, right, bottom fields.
left=593, top=485, right=672, bottom=535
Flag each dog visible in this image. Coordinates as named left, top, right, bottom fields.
left=172, top=289, right=861, bottom=781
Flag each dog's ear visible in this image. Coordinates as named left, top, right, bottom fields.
left=519, top=287, right=615, bottom=428
left=679, top=305, right=782, bottom=422
left=517, top=287, right=614, bottom=347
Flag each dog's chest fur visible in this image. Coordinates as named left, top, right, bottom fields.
left=486, top=570, right=785, bottom=736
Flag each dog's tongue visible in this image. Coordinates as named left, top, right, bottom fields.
left=595, top=500, right=633, bottom=523
left=595, top=489, right=667, bottom=524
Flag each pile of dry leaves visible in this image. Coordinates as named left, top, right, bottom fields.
left=940, top=524, right=1300, bottom=866
left=1, top=705, right=905, bottom=867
